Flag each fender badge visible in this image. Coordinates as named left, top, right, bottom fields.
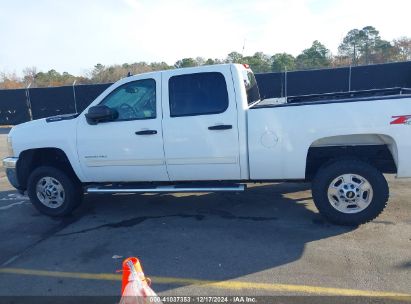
left=390, top=115, right=411, bottom=125
left=85, top=155, right=107, bottom=159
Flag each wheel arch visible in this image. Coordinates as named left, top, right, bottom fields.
left=306, top=134, right=398, bottom=180
left=17, top=147, right=81, bottom=191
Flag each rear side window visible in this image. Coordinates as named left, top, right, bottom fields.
left=169, top=72, right=228, bottom=117
left=242, top=70, right=261, bottom=105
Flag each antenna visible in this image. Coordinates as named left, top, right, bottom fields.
left=242, top=39, right=246, bottom=54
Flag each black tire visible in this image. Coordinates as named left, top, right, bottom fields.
left=27, top=166, right=83, bottom=217
left=312, top=159, right=389, bottom=226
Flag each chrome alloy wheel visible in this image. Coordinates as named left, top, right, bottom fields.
left=36, top=176, right=65, bottom=208
left=327, top=174, right=373, bottom=214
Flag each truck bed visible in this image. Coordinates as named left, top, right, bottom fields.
left=247, top=91, right=411, bottom=180
left=253, top=87, right=411, bottom=108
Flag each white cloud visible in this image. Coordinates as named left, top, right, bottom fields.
left=0, top=0, right=410, bottom=76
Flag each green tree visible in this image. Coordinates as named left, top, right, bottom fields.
left=338, top=29, right=362, bottom=65
left=91, top=63, right=106, bottom=83
left=149, top=62, right=172, bottom=70
left=360, top=26, right=381, bottom=64
left=225, top=51, right=243, bottom=63
left=242, top=52, right=272, bottom=73
left=195, top=57, right=206, bottom=66
left=339, top=26, right=386, bottom=65
left=372, top=40, right=396, bottom=63
left=205, top=58, right=216, bottom=65
left=296, top=41, right=331, bottom=70
left=174, top=58, right=198, bottom=68
left=33, top=70, right=72, bottom=87
left=393, top=37, right=411, bottom=61
left=93, top=63, right=105, bottom=74
left=271, top=53, right=296, bottom=72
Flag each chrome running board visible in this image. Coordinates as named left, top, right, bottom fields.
left=86, top=184, right=245, bottom=194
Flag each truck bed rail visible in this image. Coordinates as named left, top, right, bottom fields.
left=253, top=87, right=411, bottom=109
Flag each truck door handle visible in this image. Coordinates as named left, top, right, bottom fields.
left=208, top=124, right=232, bottom=130
left=135, top=130, right=157, bottom=135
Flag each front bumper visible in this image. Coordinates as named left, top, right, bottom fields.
left=2, top=157, right=20, bottom=189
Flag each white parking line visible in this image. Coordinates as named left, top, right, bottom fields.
left=0, top=193, right=29, bottom=201
left=0, top=201, right=30, bottom=210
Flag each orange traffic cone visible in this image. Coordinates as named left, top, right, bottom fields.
left=120, top=257, right=162, bottom=304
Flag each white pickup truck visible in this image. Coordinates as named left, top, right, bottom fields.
left=3, top=64, right=411, bottom=225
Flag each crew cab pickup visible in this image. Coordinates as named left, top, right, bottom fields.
left=3, top=64, right=411, bottom=225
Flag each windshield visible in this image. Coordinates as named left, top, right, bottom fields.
left=242, top=69, right=261, bottom=105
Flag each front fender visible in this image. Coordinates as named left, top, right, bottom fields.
left=9, top=118, right=85, bottom=182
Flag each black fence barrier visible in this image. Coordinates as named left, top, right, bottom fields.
left=287, top=67, right=350, bottom=96
left=74, top=83, right=112, bottom=113
left=257, top=68, right=351, bottom=99
left=0, top=61, right=410, bottom=125
left=255, top=73, right=285, bottom=99
left=29, top=86, right=76, bottom=120
left=0, top=89, right=30, bottom=125
left=351, top=61, right=411, bottom=91
left=256, top=61, right=411, bottom=99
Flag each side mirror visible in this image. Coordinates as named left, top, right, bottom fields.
left=85, top=105, right=118, bottom=125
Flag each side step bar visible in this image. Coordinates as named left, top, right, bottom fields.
left=86, top=184, right=246, bottom=194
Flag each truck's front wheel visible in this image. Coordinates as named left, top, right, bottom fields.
left=312, top=159, right=389, bottom=226
left=27, top=166, right=83, bottom=217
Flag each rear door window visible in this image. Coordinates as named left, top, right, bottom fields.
left=169, top=72, right=228, bottom=117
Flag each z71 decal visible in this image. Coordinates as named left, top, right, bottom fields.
left=390, top=115, right=411, bottom=125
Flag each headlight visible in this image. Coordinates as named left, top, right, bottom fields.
left=7, top=136, right=14, bottom=157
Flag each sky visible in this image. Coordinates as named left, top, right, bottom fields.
left=0, top=0, right=410, bottom=76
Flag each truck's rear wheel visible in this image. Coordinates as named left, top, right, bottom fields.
left=27, top=166, right=83, bottom=217
left=312, top=159, right=389, bottom=226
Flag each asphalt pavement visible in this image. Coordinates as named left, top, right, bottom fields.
left=0, top=128, right=410, bottom=303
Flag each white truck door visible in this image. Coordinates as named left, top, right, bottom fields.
left=161, top=66, right=241, bottom=180
left=76, top=74, right=169, bottom=182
